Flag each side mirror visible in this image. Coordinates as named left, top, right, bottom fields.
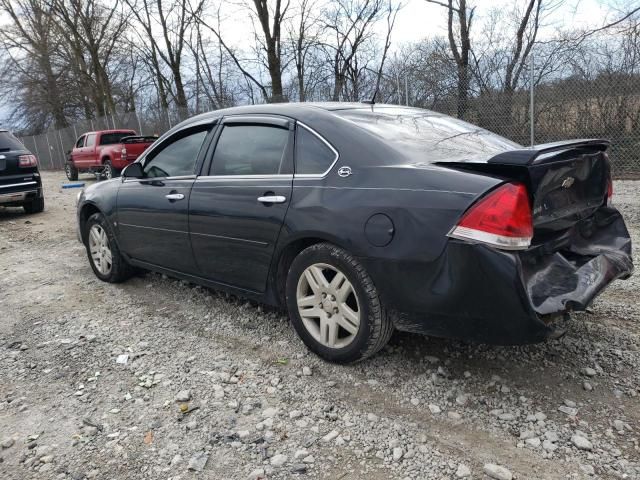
left=122, top=162, right=144, bottom=178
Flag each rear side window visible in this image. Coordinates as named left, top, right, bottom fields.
left=100, top=132, right=134, bottom=145
left=0, top=131, right=24, bottom=151
left=295, top=126, right=337, bottom=175
left=144, top=128, right=208, bottom=178
left=211, top=125, right=289, bottom=176
left=85, top=134, right=97, bottom=147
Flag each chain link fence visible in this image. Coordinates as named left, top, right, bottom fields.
left=19, top=107, right=190, bottom=172
left=19, top=83, right=640, bottom=178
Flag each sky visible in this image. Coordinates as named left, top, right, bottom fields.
left=0, top=0, right=628, bottom=128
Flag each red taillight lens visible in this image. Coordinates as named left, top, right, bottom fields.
left=18, top=154, right=37, bottom=168
left=121, top=148, right=127, bottom=161
left=449, top=182, right=533, bottom=250
left=607, top=177, right=613, bottom=206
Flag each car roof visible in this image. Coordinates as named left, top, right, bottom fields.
left=181, top=102, right=442, bottom=126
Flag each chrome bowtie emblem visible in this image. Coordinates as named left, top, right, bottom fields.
left=562, top=177, right=575, bottom=189
left=337, top=166, right=352, bottom=177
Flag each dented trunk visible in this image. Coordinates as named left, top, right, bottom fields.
left=438, top=139, right=633, bottom=320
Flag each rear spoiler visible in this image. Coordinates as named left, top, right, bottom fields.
left=488, top=139, right=609, bottom=166
left=121, top=135, right=158, bottom=144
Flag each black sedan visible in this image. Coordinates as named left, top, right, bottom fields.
left=0, top=129, right=44, bottom=214
left=76, top=103, right=633, bottom=363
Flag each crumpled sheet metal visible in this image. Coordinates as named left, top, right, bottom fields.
left=521, top=207, right=633, bottom=316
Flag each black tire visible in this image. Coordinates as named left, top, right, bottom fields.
left=23, top=197, right=44, bottom=214
left=65, top=162, right=78, bottom=181
left=84, top=212, right=134, bottom=283
left=285, top=243, right=393, bottom=363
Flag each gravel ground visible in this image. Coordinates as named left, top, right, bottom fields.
left=0, top=172, right=638, bottom=480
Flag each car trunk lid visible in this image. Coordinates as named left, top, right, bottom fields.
left=437, top=139, right=611, bottom=240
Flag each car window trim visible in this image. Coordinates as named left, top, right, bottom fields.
left=129, top=121, right=216, bottom=181
left=293, top=122, right=340, bottom=179
left=203, top=116, right=294, bottom=178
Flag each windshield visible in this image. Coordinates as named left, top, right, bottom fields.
left=100, top=132, right=135, bottom=145
left=0, top=131, right=25, bottom=151
left=334, top=107, right=520, bottom=162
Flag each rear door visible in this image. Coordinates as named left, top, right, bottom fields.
left=116, top=123, right=214, bottom=274
left=189, top=116, right=294, bottom=292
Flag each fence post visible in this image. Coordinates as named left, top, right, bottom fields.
left=31, top=137, right=40, bottom=161
left=58, top=131, right=66, bottom=169
left=136, top=110, right=143, bottom=135
left=45, top=132, right=53, bottom=170
left=530, top=52, right=535, bottom=147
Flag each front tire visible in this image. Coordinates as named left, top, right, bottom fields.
left=102, top=160, right=114, bottom=180
left=84, top=212, right=134, bottom=283
left=65, top=162, right=78, bottom=181
left=286, top=243, right=393, bottom=363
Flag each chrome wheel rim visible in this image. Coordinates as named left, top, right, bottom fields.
left=88, top=224, right=112, bottom=275
left=104, top=164, right=112, bottom=179
left=65, top=164, right=71, bottom=178
left=296, top=263, right=360, bottom=349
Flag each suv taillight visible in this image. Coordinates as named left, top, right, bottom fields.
left=448, top=182, right=533, bottom=250
left=121, top=148, right=127, bottom=161
left=18, top=154, right=37, bottom=167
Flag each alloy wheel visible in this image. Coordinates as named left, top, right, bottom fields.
left=103, top=164, right=112, bottom=180
left=296, top=263, right=361, bottom=348
left=88, top=224, right=112, bottom=275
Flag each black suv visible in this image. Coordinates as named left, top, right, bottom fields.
left=0, top=130, right=44, bottom=213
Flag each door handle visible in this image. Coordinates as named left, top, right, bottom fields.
left=165, top=193, right=185, bottom=201
left=257, top=195, right=286, bottom=204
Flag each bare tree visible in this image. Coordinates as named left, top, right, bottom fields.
left=0, top=0, right=68, bottom=128
left=425, top=0, right=474, bottom=118
left=50, top=0, right=128, bottom=116
left=123, top=0, right=205, bottom=111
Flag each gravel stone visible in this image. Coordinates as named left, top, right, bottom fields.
left=571, top=434, right=593, bottom=451
left=483, top=463, right=513, bottom=480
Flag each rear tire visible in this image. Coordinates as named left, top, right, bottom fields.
left=23, top=197, right=44, bottom=214
left=65, top=162, right=78, bottom=181
left=285, top=243, right=393, bottom=363
left=84, top=212, right=134, bottom=283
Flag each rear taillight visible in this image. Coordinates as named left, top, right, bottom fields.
left=607, top=176, right=613, bottom=206
left=18, top=154, right=37, bottom=167
left=121, top=148, right=127, bottom=161
left=448, top=182, right=533, bottom=250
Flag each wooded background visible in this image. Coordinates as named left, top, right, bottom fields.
left=2, top=0, right=640, bottom=175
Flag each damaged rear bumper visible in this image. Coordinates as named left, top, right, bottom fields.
left=365, top=207, right=633, bottom=345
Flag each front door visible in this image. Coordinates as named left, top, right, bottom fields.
left=116, top=124, right=213, bottom=274
left=189, top=116, right=294, bottom=292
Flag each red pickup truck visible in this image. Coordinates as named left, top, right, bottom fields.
left=65, top=130, right=156, bottom=180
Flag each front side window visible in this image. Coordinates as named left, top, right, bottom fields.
left=85, top=134, right=96, bottom=147
left=210, top=125, right=289, bottom=176
left=143, top=129, right=208, bottom=178
left=75, top=136, right=86, bottom=148
left=295, top=125, right=337, bottom=175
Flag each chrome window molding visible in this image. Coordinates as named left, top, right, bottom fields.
left=122, top=175, right=197, bottom=183
left=294, top=122, right=340, bottom=179
left=196, top=174, right=294, bottom=181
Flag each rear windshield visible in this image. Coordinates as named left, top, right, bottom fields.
left=100, top=132, right=135, bottom=145
left=0, top=131, right=25, bottom=151
left=334, top=107, right=520, bottom=162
